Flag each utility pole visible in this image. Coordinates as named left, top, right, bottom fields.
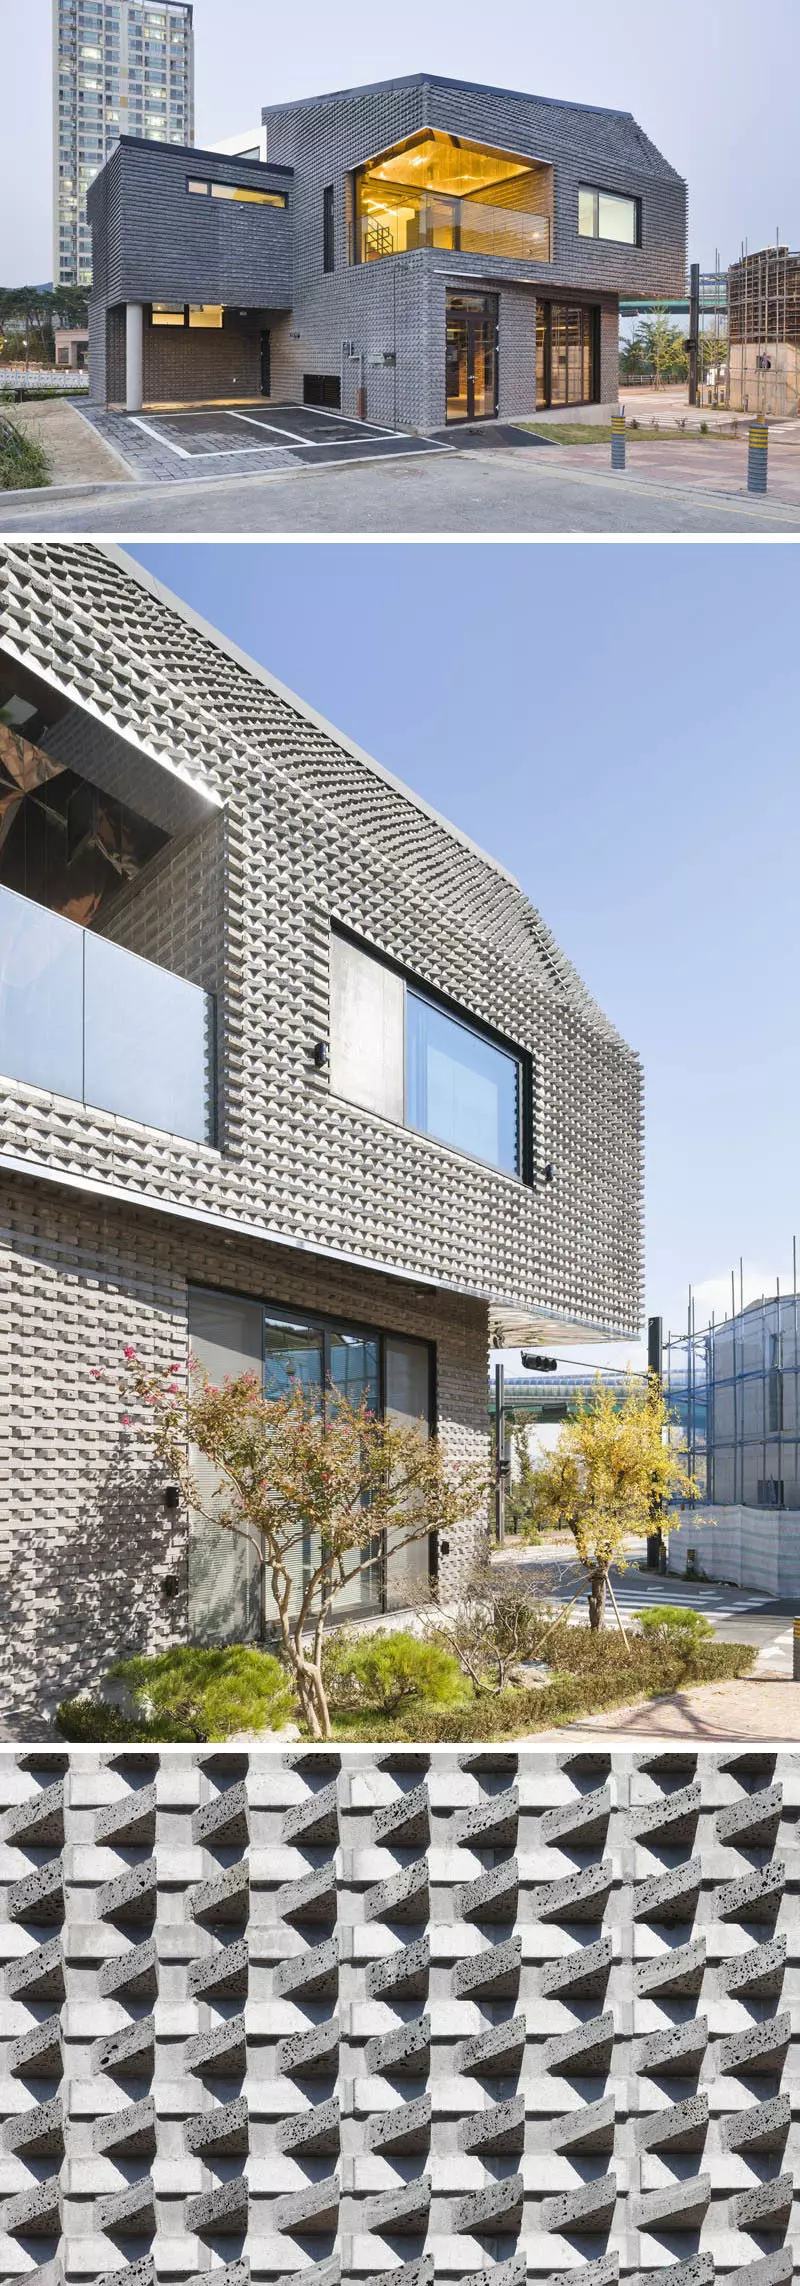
left=494, top=1360, right=509, bottom=1544
left=688, top=262, right=700, bottom=406
left=646, top=1314, right=666, bottom=1571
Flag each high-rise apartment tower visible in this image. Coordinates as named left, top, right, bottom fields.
left=53, top=0, right=194, bottom=286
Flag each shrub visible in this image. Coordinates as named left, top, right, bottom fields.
left=329, top=1631, right=755, bottom=1743
left=324, top=1628, right=468, bottom=1716
left=637, top=1605, right=714, bottom=1641
left=59, top=1646, right=295, bottom=1743
left=0, top=409, right=50, bottom=489
left=57, top=1698, right=155, bottom=1743
left=427, top=1560, right=558, bottom=1694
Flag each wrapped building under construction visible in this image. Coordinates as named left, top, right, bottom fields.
left=727, top=246, right=800, bottom=416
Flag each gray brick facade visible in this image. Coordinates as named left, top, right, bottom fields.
left=0, top=1748, right=798, bottom=2284
left=87, top=70, right=686, bottom=421
left=0, top=543, right=642, bottom=1720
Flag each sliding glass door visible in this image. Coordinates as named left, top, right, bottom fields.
left=536, top=302, right=598, bottom=408
left=188, top=1287, right=433, bottom=1640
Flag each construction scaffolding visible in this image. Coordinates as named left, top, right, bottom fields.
left=727, top=246, right=800, bottom=416
left=665, top=1251, right=800, bottom=1512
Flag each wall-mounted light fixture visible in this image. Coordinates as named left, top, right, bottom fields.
left=313, top=1041, right=330, bottom=1069
left=164, top=1484, right=181, bottom=1510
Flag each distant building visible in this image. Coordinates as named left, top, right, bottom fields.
left=54, top=323, right=89, bottom=368
left=727, top=247, right=800, bottom=418
left=491, top=1370, right=635, bottom=1465
left=53, top=0, right=195, bottom=287
left=666, top=1292, right=800, bottom=1593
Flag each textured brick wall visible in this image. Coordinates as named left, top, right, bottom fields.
left=0, top=546, right=643, bottom=1347
left=0, top=1746, right=794, bottom=2285
left=141, top=319, right=264, bottom=406
left=262, top=72, right=686, bottom=429
left=0, top=1172, right=489, bottom=1728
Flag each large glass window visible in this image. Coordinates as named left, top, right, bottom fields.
left=352, top=128, right=551, bottom=265
left=578, top=184, right=640, bottom=245
left=406, top=989, right=520, bottom=1175
left=187, top=1289, right=433, bottom=1641
left=330, top=930, right=524, bottom=1178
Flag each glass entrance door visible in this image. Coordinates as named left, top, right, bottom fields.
left=536, top=302, right=598, bottom=408
left=446, top=293, right=498, bottom=423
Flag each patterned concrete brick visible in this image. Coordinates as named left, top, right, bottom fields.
left=0, top=1745, right=798, bottom=2286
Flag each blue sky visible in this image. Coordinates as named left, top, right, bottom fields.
left=5, top=0, right=800, bottom=279
left=130, top=540, right=800, bottom=1375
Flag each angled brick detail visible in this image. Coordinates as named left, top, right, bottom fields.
left=632, top=2177, right=711, bottom=2231
left=542, top=2175, right=617, bottom=2233
left=277, top=2096, right=341, bottom=2155
left=715, top=1784, right=783, bottom=1848
left=8, top=1859, right=65, bottom=1926
left=93, top=2099, right=157, bottom=2158
left=453, top=2174, right=524, bottom=2235
left=91, top=2014, right=156, bottom=2079
left=635, top=2096, right=709, bottom=2152
left=188, top=1936, right=248, bottom=1999
left=543, top=2011, right=615, bottom=2076
left=721, top=2096, right=790, bottom=2154
left=282, top=1782, right=339, bottom=1847
left=192, top=1780, right=250, bottom=1848
left=4, top=1782, right=65, bottom=1849
left=366, top=1936, right=429, bottom=2000
left=373, top=1782, right=430, bottom=1847
left=365, top=2014, right=430, bottom=2079
left=456, top=2014, right=526, bottom=2079
left=275, top=1863, right=338, bottom=1925
left=4, top=2096, right=64, bottom=2158
left=99, top=1936, right=158, bottom=1999
left=715, top=1863, right=785, bottom=1923
left=273, top=2178, right=340, bottom=2235
left=459, top=2094, right=525, bottom=2154
left=8, top=2015, right=63, bottom=2077
left=454, top=1785, right=519, bottom=1849
left=634, top=1938, right=706, bottom=1999
left=185, top=2097, right=249, bottom=2156
left=96, top=2179, right=157, bottom=2238
left=528, top=1860, right=614, bottom=1922
left=189, top=1861, right=250, bottom=1926
left=635, top=2018, right=708, bottom=2078
left=96, top=1862, right=158, bottom=1928
left=5, top=1937, right=65, bottom=2001
left=716, top=1935, right=786, bottom=1999
left=365, top=2094, right=431, bottom=2153
left=184, top=2015, right=247, bottom=2077
left=456, top=1858, right=518, bottom=1923
left=363, top=1859, right=430, bottom=1924
left=631, top=1783, right=701, bottom=1847
left=540, top=1785, right=611, bottom=1849
left=715, top=2013, right=791, bottom=2078
left=729, top=2174, right=793, bottom=2230
left=632, top=1860, right=703, bottom=1925
left=273, top=1936, right=338, bottom=1999
left=550, top=2095, right=616, bottom=2153
left=96, top=1784, right=157, bottom=1848
left=186, top=2178, right=249, bottom=2236
left=453, top=1932, right=521, bottom=1998
left=277, top=2018, right=340, bottom=2079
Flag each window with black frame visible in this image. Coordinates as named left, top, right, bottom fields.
left=329, top=930, right=525, bottom=1178
left=187, top=1288, right=433, bottom=1641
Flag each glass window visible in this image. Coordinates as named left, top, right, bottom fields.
left=406, top=989, right=520, bottom=1175
left=330, top=930, right=524, bottom=1177
left=578, top=184, right=640, bottom=245
left=385, top=1334, right=432, bottom=1607
left=187, top=176, right=209, bottom=194
left=0, top=885, right=83, bottom=1102
left=188, top=1287, right=263, bottom=1643
left=352, top=128, right=551, bottom=265
left=151, top=302, right=185, bottom=325
left=83, top=930, right=213, bottom=1142
left=210, top=182, right=286, bottom=207
left=323, top=182, right=334, bottom=272
left=188, top=304, right=223, bottom=328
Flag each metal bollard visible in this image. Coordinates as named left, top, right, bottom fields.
left=611, top=413, right=626, bottom=471
left=794, top=1618, right=800, bottom=1681
left=748, top=423, right=769, bottom=494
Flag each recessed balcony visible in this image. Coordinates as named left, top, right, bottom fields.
left=0, top=883, right=215, bottom=1146
left=357, top=191, right=551, bottom=266
left=352, top=127, right=553, bottom=268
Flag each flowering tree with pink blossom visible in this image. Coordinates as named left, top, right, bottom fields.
left=118, top=1350, right=488, bottom=1739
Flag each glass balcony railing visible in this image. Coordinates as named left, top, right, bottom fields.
left=0, top=883, right=215, bottom=1146
left=356, top=194, right=551, bottom=266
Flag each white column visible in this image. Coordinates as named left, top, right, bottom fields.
left=125, top=303, right=144, bottom=412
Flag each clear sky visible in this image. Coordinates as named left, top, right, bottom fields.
left=128, top=539, right=800, bottom=1376
left=4, top=0, right=800, bottom=281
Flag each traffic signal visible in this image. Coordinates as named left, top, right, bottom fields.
left=521, top=1352, right=558, bottom=1372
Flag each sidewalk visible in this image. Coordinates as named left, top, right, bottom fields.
left=535, top=1674, right=800, bottom=1743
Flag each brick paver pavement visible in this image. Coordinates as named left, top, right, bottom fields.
left=535, top=1675, right=800, bottom=1743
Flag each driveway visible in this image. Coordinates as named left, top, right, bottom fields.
left=3, top=434, right=800, bottom=534
left=79, top=399, right=449, bottom=484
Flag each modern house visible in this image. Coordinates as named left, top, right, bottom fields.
left=0, top=543, right=643, bottom=1726
left=87, top=69, right=687, bottom=427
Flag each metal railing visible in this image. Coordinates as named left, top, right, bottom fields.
left=0, top=883, right=215, bottom=1144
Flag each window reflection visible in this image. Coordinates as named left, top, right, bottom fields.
left=406, top=989, right=520, bottom=1175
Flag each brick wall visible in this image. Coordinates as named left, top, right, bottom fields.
left=0, top=547, right=643, bottom=1348
left=0, top=1746, right=793, bottom=2285
left=0, top=1172, right=489, bottom=1728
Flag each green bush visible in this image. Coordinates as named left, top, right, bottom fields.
left=0, top=409, right=50, bottom=489
left=637, top=1605, right=715, bottom=1641
left=57, top=1698, right=155, bottom=1743
left=329, top=1631, right=755, bottom=1743
left=58, top=1646, right=295, bottom=1744
left=324, top=1629, right=468, bottom=1717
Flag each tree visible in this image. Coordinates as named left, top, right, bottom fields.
left=619, top=331, right=648, bottom=380
left=0, top=287, right=89, bottom=368
left=423, top=1553, right=557, bottom=1695
left=624, top=311, right=688, bottom=388
left=505, top=1415, right=540, bottom=1537
left=522, top=1375, right=699, bottom=1631
left=119, top=1351, right=488, bottom=1740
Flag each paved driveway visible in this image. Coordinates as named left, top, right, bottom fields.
left=5, top=439, right=799, bottom=533
left=79, top=400, right=449, bottom=484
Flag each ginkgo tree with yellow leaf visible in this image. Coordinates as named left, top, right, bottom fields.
left=522, top=1375, right=699, bottom=1633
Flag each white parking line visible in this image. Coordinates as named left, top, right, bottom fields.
left=129, top=411, right=430, bottom=464
left=229, top=407, right=398, bottom=440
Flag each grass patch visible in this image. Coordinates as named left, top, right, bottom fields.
left=521, top=421, right=744, bottom=447
left=330, top=1629, right=756, bottom=1743
left=0, top=409, right=51, bottom=489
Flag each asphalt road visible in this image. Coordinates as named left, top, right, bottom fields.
left=3, top=444, right=800, bottom=534
left=503, top=1540, right=798, bottom=1672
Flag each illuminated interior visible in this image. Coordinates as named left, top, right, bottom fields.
left=353, top=129, right=552, bottom=264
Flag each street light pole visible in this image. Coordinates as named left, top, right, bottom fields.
left=647, top=1313, right=665, bottom=1572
